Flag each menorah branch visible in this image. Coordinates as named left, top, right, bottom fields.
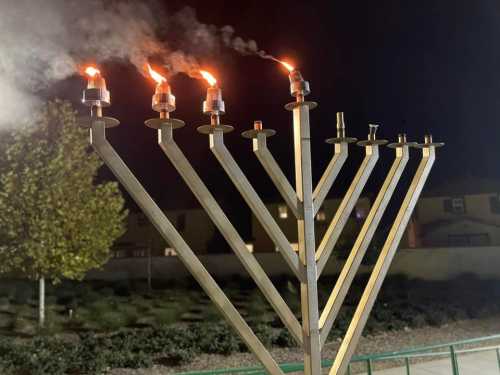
left=319, top=136, right=411, bottom=348
left=329, top=142, right=438, bottom=375
left=315, top=141, right=381, bottom=276
left=209, top=129, right=305, bottom=282
left=313, top=142, right=348, bottom=215
left=158, top=123, right=303, bottom=344
left=88, top=120, right=283, bottom=375
left=252, top=131, right=301, bottom=218
left=313, top=112, right=357, bottom=215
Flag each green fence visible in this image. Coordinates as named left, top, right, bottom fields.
left=177, top=333, right=500, bottom=375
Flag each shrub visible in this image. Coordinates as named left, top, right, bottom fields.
left=120, top=305, right=140, bottom=326
left=409, top=313, right=427, bottom=328
left=201, top=305, right=222, bottom=322
left=98, top=287, right=116, bottom=298
left=0, top=284, right=13, bottom=299
left=98, top=310, right=130, bottom=331
left=151, top=307, right=179, bottom=326
left=130, top=296, right=153, bottom=314
left=12, top=317, right=36, bottom=336
left=12, top=283, right=33, bottom=305
left=80, top=289, right=102, bottom=305
left=251, top=323, right=276, bottom=347
left=193, top=323, right=240, bottom=355
left=273, top=328, right=298, bottom=348
left=0, top=297, right=10, bottom=311
left=114, top=281, right=132, bottom=297
left=426, top=308, right=448, bottom=327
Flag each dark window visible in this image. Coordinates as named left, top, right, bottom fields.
left=177, top=213, right=186, bottom=232
left=490, top=196, right=500, bottom=214
left=443, top=199, right=452, bottom=212
left=137, top=214, right=148, bottom=226
left=469, top=233, right=491, bottom=246
left=448, top=234, right=468, bottom=246
left=443, top=197, right=465, bottom=214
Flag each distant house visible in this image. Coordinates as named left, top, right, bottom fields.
left=112, top=177, right=500, bottom=259
left=405, top=178, right=500, bottom=247
left=251, top=197, right=372, bottom=253
left=113, top=197, right=372, bottom=257
left=112, top=207, right=217, bottom=258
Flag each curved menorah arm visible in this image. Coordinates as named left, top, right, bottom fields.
left=315, top=145, right=380, bottom=276
left=329, top=143, right=438, bottom=375
left=312, top=143, right=348, bottom=215
left=253, top=133, right=300, bottom=218
left=89, top=120, right=283, bottom=375
left=158, top=124, right=302, bottom=344
left=319, top=142, right=410, bottom=348
left=209, top=129, right=305, bottom=282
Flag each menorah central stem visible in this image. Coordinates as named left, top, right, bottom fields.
left=292, top=102, right=321, bottom=375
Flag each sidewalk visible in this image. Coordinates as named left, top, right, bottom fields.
left=360, top=350, right=500, bottom=374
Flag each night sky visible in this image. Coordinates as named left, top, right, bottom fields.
left=55, top=1, right=500, bottom=232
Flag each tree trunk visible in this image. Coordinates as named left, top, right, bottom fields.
left=38, top=277, right=45, bottom=328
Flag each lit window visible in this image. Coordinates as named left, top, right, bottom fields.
left=245, top=243, right=254, bottom=253
left=164, top=248, right=177, bottom=257
left=276, top=243, right=299, bottom=252
left=133, top=249, right=146, bottom=257
left=278, top=205, right=288, bottom=219
left=316, top=211, right=326, bottom=222
left=114, top=250, right=127, bottom=258
left=355, top=207, right=367, bottom=220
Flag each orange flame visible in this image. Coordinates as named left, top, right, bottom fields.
left=147, top=64, right=167, bottom=85
left=279, top=60, right=294, bottom=72
left=200, top=70, right=217, bottom=87
left=85, top=66, right=100, bottom=77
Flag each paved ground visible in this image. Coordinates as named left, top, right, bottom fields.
left=359, top=350, right=500, bottom=374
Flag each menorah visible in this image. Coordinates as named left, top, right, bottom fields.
left=79, top=64, right=443, bottom=375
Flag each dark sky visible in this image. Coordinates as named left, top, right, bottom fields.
left=59, top=1, right=500, bottom=224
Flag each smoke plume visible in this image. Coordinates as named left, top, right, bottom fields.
left=0, top=0, right=276, bottom=128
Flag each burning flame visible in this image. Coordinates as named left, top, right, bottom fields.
left=147, top=64, right=167, bottom=85
left=85, top=66, right=100, bottom=77
left=279, top=60, right=294, bottom=72
left=200, top=70, right=217, bottom=87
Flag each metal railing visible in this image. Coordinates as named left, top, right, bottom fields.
left=177, top=333, right=500, bottom=375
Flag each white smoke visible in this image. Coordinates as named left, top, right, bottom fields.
left=0, top=0, right=276, bottom=128
left=220, top=25, right=280, bottom=62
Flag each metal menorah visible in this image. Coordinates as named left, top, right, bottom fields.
left=80, top=67, right=443, bottom=375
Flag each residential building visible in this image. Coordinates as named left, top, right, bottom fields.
left=406, top=178, right=500, bottom=247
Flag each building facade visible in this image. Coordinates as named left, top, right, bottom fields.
left=113, top=178, right=500, bottom=259
left=406, top=178, right=500, bottom=247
